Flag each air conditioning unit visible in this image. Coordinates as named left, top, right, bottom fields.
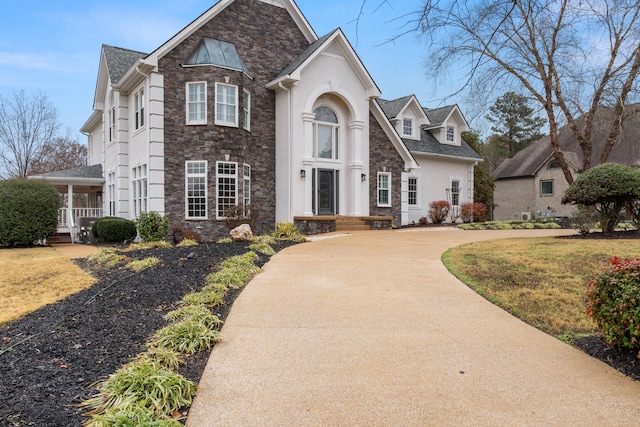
left=521, top=212, right=532, bottom=221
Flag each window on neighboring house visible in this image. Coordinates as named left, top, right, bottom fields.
left=108, top=172, right=116, bottom=216
left=377, top=172, right=391, bottom=207
left=108, top=107, right=116, bottom=142
left=243, top=90, right=250, bottom=131
left=408, top=177, right=418, bottom=206
left=548, top=159, right=560, bottom=169
left=216, top=83, right=238, bottom=126
left=186, top=161, right=207, bottom=219
left=403, top=119, right=413, bottom=136
left=243, top=164, right=251, bottom=214
left=541, top=180, right=554, bottom=196
left=217, top=161, right=238, bottom=218
left=446, top=126, right=455, bottom=142
left=132, top=164, right=148, bottom=218
left=187, top=82, right=207, bottom=125
left=134, top=88, right=145, bottom=130
left=450, top=180, right=460, bottom=206
left=313, top=106, right=339, bottom=160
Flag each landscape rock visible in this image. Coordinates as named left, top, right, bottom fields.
left=230, top=224, right=253, bottom=241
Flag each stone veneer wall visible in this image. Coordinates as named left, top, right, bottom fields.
left=160, top=0, right=310, bottom=241
left=368, top=112, right=406, bottom=226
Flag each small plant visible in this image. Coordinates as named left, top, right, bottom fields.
left=84, top=405, right=183, bottom=427
left=135, top=347, right=184, bottom=371
left=253, top=234, right=276, bottom=245
left=271, top=222, right=306, bottom=242
left=585, top=257, right=640, bottom=356
left=460, top=202, right=475, bottom=223
left=418, top=216, right=429, bottom=226
left=165, top=304, right=222, bottom=329
left=573, top=205, right=597, bottom=236
left=127, top=241, right=172, bottom=251
left=249, top=242, right=275, bottom=256
left=428, top=200, right=451, bottom=224
left=126, top=257, right=160, bottom=272
left=171, top=224, right=202, bottom=245
left=177, top=238, right=199, bottom=247
left=87, top=248, right=127, bottom=268
left=136, top=211, right=168, bottom=242
left=150, top=320, right=222, bottom=355
left=181, top=288, right=225, bottom=307
left=217, top=237, right=233, bottom=244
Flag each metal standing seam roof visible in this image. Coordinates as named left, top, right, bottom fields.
left=102, top=45, right=148, bottom=85
left=185, top=38, right=251, bottom=75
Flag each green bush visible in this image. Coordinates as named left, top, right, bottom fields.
left=428, top=200, right=451, bottom=224
left=271, top=222, right=306, bottom=242
left=0, top=179, right=59, bottom=246
left=94, top=217, right=137, bottom=243
left=136, top=211, right=168, bottom=242
left=586, top=257, right=640, bottom=354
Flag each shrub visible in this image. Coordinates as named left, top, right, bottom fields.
left=0, top=179, right=59, bottom=246
left=271, top=222, right=306, bottom=242
left=223, top=203, right=259, bottom=230
left=428, top=200, right=451, bottom=224
left=170, top=224, right=201, bottom=245
left=87, top=248, right=127, bottom=268
left=460, top=202, right=488, bottom=223
left=586, top=257, right=640, bottom=355
left=126, top=257, right=160, bottom=272
left=150, top=319, right=222, bottom=355
left=460, top=202, right=474, bottom=223
left=93, top=217, right=137, bottom=243
left=136, top=211, right=168, bottom=242
left=562, top=163, right=640, bottom=232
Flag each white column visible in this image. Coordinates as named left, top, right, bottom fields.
left=67, top=184, right=75, bottom=243
left=302, top=112, right=315, bottom=216
left=349, top=120, right=364, bottom=216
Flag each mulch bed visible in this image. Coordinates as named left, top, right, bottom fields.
left=0, top=242, right=291, bottom=426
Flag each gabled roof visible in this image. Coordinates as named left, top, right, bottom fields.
left=102, top=45, right=148, bottom=85
left=274, top=30, right=335, bottom=80
left=378, top=96, right=414, bottom=119
left=404, top=130, right=482, bottom=161
left=494, top=104, right=640, bottom=180
left=424, top=105, right=456, bottom=127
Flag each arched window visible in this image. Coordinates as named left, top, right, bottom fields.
left=313, top=106, right=339, bottom=160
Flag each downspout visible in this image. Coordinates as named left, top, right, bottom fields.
left=278, top=82, right=293, bottom=221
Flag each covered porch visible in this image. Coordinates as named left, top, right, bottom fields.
left=29, top=165, right=105, bottom=243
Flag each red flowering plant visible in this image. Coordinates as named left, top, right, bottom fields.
left=585, top=257, right=640, bottom=357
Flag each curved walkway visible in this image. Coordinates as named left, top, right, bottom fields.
left=187, top=229, right=640, bottom=426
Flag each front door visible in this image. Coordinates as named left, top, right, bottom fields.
left=317, top=169, right=335, bottom=215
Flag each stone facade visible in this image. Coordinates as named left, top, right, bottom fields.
left=368, top=112, right=406, bottom=226
left=160, top=0, right=310, bottom=241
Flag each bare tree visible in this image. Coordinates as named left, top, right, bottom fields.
left=29, top=130, right=87, bottom=176
left=0, top=90, right=61, bottom=179
left=369, top=0, right=640, bottom=184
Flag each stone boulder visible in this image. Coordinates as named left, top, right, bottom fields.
left=230, top=224, right=253, bottom=241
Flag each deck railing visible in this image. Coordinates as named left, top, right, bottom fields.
left=58, top=208, right=103, bottom=226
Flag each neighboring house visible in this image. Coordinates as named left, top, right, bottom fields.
left=493, top=105, right=640, bottom=221
left=32, top=0, right=480, bottom=241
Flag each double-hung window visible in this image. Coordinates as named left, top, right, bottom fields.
left=132, top=164, right=148, bottom=217
left=243, top=164, right=251, bottom=214
left=108, top=172, right=116, bottom=216
left=403, top=119, right=413, bottom=137
left=408, top=177, right=418, bottom=206
left=187, top=82, right=207, bottom=125
left=186, top=161, right=207, bottom=219
left=243, top=90, right=250, bottom=131
left=451, top=180, right=460, bottom=206
left=108, top=107, right=116, bottom=142
left=216, top=161, right=238, bottom=218
left=216, top=83, right=238, bottom=126
left=134, top=88, right=145, bottom=130
left=446, top=126, right=455, bottom=142
left=377, top=172, right=391, bottom=207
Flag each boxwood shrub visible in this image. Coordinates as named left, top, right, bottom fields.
left=586, top=257, right=640, bottom=354
left=93, top=216, right=137, bottom=243
left=0, top=179, right=59, bottom=246
left=136, top=211, right=168, bottom=242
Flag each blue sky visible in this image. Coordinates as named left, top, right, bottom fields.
left=0, top=0, right=465, bottom=137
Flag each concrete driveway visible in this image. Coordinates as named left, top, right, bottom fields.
left=187, top=228, right=640, bottom=426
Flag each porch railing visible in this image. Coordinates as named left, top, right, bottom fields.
left=58, top=208, right=103, bottom=227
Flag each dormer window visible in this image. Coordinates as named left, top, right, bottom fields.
left=403, top=119, right=413, bottom=137
left=446, top=126, right=455, bottom=142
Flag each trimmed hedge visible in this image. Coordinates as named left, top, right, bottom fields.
left=586, top=257, right=640, bottom=354
left=136, top=211, right=168, bottom=242
left=0, top=179, right=59, bottom=246
left=93, top=216, right=137, bottom=243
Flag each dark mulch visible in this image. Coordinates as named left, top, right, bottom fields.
left=0, top=242, right=292, bottom=427
left=573, top=335, right=640, bottom=380
left=558, top=229, right=640, bottom=239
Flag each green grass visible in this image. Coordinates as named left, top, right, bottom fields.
left=443, top=236, right=640, bottom=337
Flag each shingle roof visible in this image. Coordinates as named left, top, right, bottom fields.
left=103, top=45, right=148, bottom=85
left=424, top=105, right=455, bottom=127
left=378, top=96, right=414, bottom=119
left=404, top=130, right=482, bottom=160
left=494, top=104, right=640, bottom=179
left=33, top=164, right=103, bottom=179
left=275, top=30, right=337, bottom=79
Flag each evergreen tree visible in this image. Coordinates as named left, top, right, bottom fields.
left=462, top=131, right=495, bottom=219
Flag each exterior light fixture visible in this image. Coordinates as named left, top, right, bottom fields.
left=300, top=169, right=306, bottom=178
left=361, top=174, right=366, bottom=181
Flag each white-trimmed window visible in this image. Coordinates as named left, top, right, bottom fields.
left=403, top=119, right=413, bottom=137
left=243, top=90, right=250, bottom=131
left=216, top=161, right=238, bottom=218
left=313, top=106, right=339, bottom=160
left=187, top=82, right=207, bottom=125
left=186, top=161, right=207, bottom=219
left=377, top=172, right=391, bottom=207
left=541, top=180, right=554, bottom=196
left=243, top=164, right=251, bottom=212
left=408, top=177, right=418, bottom=206
left=215, top=83, right=238, bottom=126
left=132, top=164, right=148, bottom=217
left=446, top=126, right=455, bottom=142
left=108, top=107, right=116, bottom=142
left=134, top=88, right=145, bottom=131
left=108, top=172, right=116, bottom=216
left=451, top=180, right=461, bottom=206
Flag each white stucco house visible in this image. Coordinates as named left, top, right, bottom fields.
left=31, top=0, right=481, bottom=241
